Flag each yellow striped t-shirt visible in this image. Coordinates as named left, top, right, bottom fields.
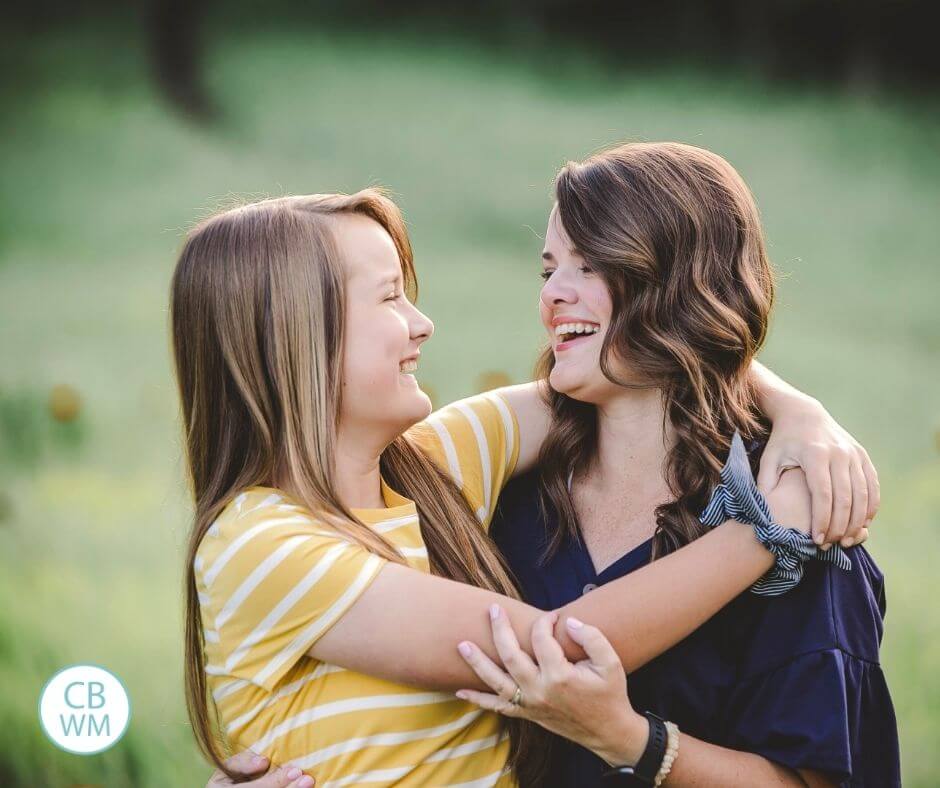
left=193, top=391, right=520, bottom=787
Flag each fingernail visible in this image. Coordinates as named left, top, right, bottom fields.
left=841, top=537, right=854, bottom=548
left=287, top=768, right=302, bottom=780
left=489, top=604, right=500, bottom=621
left=814, top=533, right=824, bottom=545
left=251, top=755, right=267, bottom=767
left=820, top=543, right=832, bottom=552
left=297, top=777, right=315, bottom=788
left=456, top=690, right=468, bottom=700
left=458, top=641, right=473, bottom=657
left=566, top=617, right=583, bottom=630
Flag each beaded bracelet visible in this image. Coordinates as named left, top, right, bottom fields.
left=699, top=431, right=852, bottom=596
left=654, top=721, right=679, bottom=786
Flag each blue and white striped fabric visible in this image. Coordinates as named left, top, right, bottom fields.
left=699, top=431, right=852, bottom=596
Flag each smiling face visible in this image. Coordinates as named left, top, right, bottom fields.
left=539, top=205, right=640, bottom=404
left=335, top=213, right=434, bottom=440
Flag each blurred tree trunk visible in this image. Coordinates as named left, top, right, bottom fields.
left=147, top=0, right=215, bottom=122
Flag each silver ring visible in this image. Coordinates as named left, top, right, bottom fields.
left=509, top=686, right=524, bottom=707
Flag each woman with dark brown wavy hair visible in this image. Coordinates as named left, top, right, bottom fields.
left=455, top=142, right=899, bottom=787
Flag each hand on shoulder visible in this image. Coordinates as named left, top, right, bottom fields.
left=763, top=467, right=812, bottom=536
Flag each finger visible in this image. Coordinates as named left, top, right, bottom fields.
left=489, top=605, right=538, bottom=686
left=825, top=456, right=853, bottom=546
left=455, top=688, right=524, bottom=717
left=263, top=766, right=315, bottom=788
left=565, top=618, right=619, bottom=671
left=458, top=640, right=520, bottom=700
left=531, top=612, right=566, bottom=676
left=803, top=457, right=833, bottom=545
left=841, top=459, right=869, bottom=547
left=854, top=526, right=870, bottom=545
left=859, top=447, right=881, bottom=523
left=756, top=445, right=782, bottom=493
left=223, top=751, right=269, bottom=777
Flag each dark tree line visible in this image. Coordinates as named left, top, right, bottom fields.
left=6, top=0, right=936, bottom=121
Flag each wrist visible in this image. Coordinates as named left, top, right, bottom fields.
left=752, top=360, right=814, bottom=420
left=766, top=386, right=820, bottom=423
left=596, top=710, right=649, bottom=767
left=716, top=518, right=776, bottom=572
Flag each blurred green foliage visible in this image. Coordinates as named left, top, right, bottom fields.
left=0, top=24, right=938, bottom=787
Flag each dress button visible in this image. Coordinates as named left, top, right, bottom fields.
left=582, top=583, right=598, bottom=595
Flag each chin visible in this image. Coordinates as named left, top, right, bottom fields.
left=549, top=367, right=607, bottom=405
left=400, top=390, right=433, bottom=424
left=415, top=390, right=433, bottom=418
left=549, top=366, right=581, bottom=396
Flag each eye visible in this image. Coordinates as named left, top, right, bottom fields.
left=539, top=270, right=554, bottom=282
left=579, top=264, right=594, bottom=275
left=385, top=291, right=400, bottom=302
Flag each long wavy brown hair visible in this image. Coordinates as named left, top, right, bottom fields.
left=170, top=189, right=545, bottom=783
left=537, top=142, right=775, bottom=561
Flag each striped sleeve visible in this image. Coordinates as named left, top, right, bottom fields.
left=407, top=391, right=520, bottom=530
left=197, top=512, right=387, bottom=692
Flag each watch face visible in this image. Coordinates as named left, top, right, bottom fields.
left=601, top=765, right=642, bottom=785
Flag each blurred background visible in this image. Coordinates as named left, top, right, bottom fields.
left=1, top=2, right=938, bottom=785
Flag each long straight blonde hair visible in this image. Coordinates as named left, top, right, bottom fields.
left=170, top=189, right=542, bottom=780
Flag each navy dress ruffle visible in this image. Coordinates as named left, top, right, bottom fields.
left=491, top=467, right=901, bottom=787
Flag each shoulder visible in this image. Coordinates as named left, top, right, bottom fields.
left=193, top=488, right=336, bottom=582
left=200, top=487, right=318, bottom=539
left=406, top=391, right=520, bottom=499
left=410, top=391, right=516, bottom=445
left=734, top=545, right=888, bottom=678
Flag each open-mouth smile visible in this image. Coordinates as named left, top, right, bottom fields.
left=553, top=321, right=600, bottom=351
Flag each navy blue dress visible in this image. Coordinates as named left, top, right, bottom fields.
left=490, top=470, right=901, bottom=788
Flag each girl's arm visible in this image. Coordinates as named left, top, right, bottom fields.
left=311, top=522, right=769, bottom=689
left=498, top=363, right=880, bottom=545
left=494, top=381, right=551, bottom=476
left=311, top=463, right=810, bottom=690
left=749, top=360, right=879, bottom=545
left=310, top=514, right=782, bottom=691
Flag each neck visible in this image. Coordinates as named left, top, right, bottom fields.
left=590, top=386, right=677, bottom=491
left=333, top=423, right=387, bottom=509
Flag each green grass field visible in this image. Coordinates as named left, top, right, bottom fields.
left=1, top=25, right=938, bottom=787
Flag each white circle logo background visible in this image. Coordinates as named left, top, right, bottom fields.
left=38, top=664, right=131, bottom=754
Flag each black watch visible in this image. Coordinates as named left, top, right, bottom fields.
left=600, top=711, right=668, bottom=786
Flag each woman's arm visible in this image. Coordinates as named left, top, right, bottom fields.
left=498, top=365, right=880, bottom=546
left=458, top=611, right=835, bottom=787
left=661, top=738, right=835, bottom=787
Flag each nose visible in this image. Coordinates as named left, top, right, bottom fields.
left=540, top=268, right=578, bottom=310
left=409, top=303, right=434, bottom=344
